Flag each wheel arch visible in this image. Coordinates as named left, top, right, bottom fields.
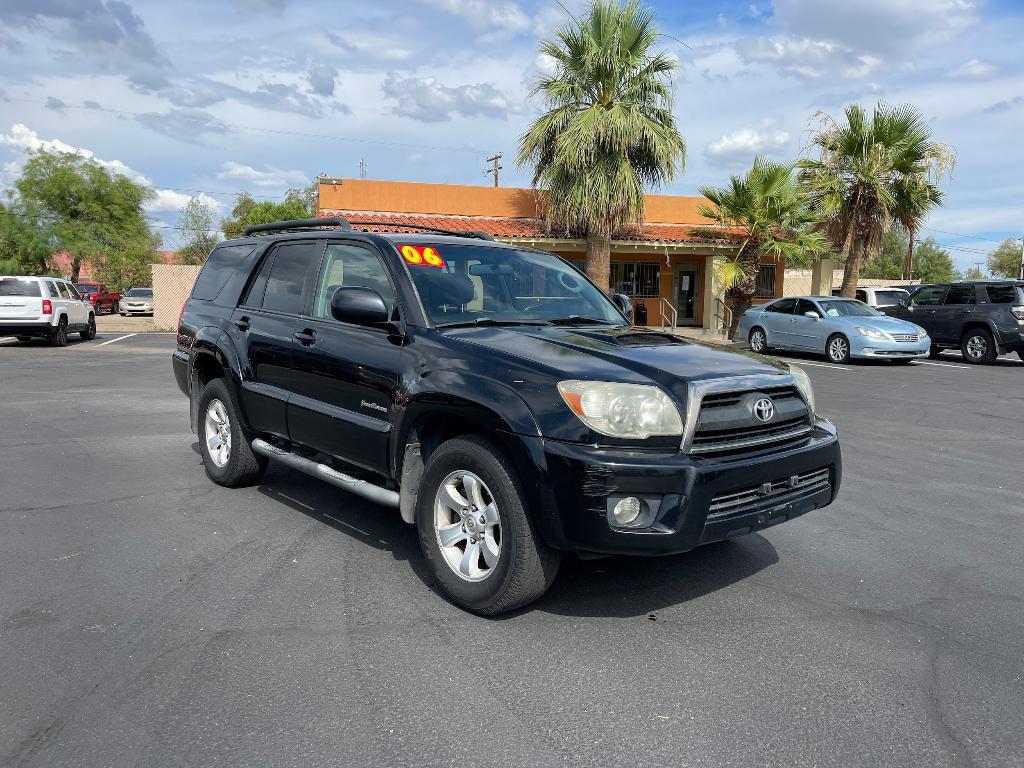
left=188, top=327, right=245, bottom=433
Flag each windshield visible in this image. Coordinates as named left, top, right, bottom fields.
left=402, top=244, right=625, bottom=326
left=0, top=278, right=41, bottom=297
left=125, top=288, right=153, bottom=297
left=818, top=299, right=880, bottom=317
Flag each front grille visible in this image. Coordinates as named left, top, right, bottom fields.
left=708, top=467, right=831, bottom=518
left=890, top=333, right=919, bottom=343
left=699, top=385, right=801, bottom=410
left=691, top=416, right=812, bottom=453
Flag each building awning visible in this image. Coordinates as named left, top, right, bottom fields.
left=319, top=210, right=742, bottom=246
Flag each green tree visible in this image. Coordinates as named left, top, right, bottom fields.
left=962, top=265, right=985, bottom=281
left=987, top=236, right=1023, bottom=278
left=15, top=150, right=156, bottom=281
left=0, top=199, right=51, bottom=275
left=92, top=232, right=163, bottom=292
left=518, top=0, right=686, bottom=291
left=221, top=185, right=315, bottom=240
left=697, top=158, right=828, bottom=339
left=177, top=196, right=219, bottom=265
left=861, top=230, right=911, bottom=280
left=911, top=237, right=959, bottom=283
left=799, top=103, right=954, bottom=297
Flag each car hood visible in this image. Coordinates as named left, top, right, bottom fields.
left=440, top=325, right=789, bottom=386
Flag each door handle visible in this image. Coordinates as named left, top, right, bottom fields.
left=294, top=329, right=317, bottom=346
left=234, top=316, right=251, bottom=332
left=927, top=309, right=937, bottom=314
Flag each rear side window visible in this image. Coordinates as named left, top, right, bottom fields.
left=191, top=245, right=257, bottom=301
left=983, top=285, right=1021, bottom=304
left=260, top=242, right=320, bottom=314
left=767, top=298, right=797, bottom=314
left=0, top=278, right=41, bottom=296
left=944, top=284, right=976, bottom=305
left=57, top=282, right=75, bottom=299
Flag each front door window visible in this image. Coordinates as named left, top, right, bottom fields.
left=675, top=269, right=698, bottom=321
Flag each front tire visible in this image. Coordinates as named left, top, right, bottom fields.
left=748, top=327, right=769, bottom=354
left=961, top=328, right=997, bottom=365
left=197, top=378, right=267, bottom=487
left=826, top=333, right=851, bottom=363
left=49, top=318, right=68, bottom=347
left=416, top=435, right=561, bottom=615
left=80, top=314, right=96, bottom=341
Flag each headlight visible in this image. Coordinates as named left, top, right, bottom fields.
left=557, top=380, right=683, bottom=439
left=787, top=364, right=816, bottom=415
left=855, top=326, right=887, bottom=339
left=918, top=329, right=928, bottom=340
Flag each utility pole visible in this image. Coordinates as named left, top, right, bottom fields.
left=903, top=230, right=915, bottom=281
left=358, top=159, right=367, bottom=180
left=484, top=153, right=502, bottom=187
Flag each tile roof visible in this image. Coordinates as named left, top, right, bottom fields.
left=320, top=210, right=742, bottom=245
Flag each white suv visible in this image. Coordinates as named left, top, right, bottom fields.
left=0, top=276, right=97, bottom=346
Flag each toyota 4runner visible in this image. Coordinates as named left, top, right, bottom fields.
left=172, top=218, right=842, bottom=614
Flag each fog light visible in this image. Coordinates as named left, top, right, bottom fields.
left=612, top=497, right=642, bottom=525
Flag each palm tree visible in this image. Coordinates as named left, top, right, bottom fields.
left=698, top=158, right=828, bottom=340
left=518, top=0, right=686, bottom=292
left=798, top=102, right=954, bottom=297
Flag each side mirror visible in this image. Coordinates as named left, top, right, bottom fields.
left=804, top=311, right=821, bottom=320
left=611, top=293, right=634, bottom=323
left=331, top=286, right=389, bottom=326
left=897, top=296, right=910, bottom=307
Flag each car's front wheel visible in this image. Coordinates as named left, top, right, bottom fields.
left=197, top=378, right=267, bottom=487
left=826, top=333, right=851, bottom=363
left=961, top=328, right=997, bottom=365
left=416, top=435, right=561, bottom=615
left=748, top=327, right=769, bottom=354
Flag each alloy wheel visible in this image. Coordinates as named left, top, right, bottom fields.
left=965, top=334, right=987, bottom=360
left=750, top=329, right=766, bottom=353
left=434, top=470, right=501, bottom=582
left=829, top=337, right=849, bottom=362
left=204, top=399, right=232, bottom=467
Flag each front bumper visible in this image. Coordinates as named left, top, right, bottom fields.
left=528, top=419, right=841, bottom=556
left=121, top=305, right=153, bottom=314
left=851, top=336, right=929, bottom=358
left=0, top=321, right=55, bottom=337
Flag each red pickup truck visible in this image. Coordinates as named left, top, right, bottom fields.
left=73, top=283, right=120, bottom=315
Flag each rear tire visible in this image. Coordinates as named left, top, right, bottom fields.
left=961, top=328, right=997, bottom=365
left=49, top=318, right=68, bottom=347
left=748, top=327, right=769, bottom=354
left=826, top=333, right=851, bottom=363
left=1017, top=350, right=1024, bottom=363
left=197, top=378, right=267, bottom=487
left=80, top=314, right=96, bottom=341
left=109, top=301, right=119, bottom=315
left=416, top=434, right=561, bottom=615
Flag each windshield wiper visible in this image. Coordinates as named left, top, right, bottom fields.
left=436, top=318, right=550, bottom=329
left=546, top=315, right=621, bottom=326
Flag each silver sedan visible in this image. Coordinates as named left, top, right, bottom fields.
left=120, top=288, right=154, bottom=316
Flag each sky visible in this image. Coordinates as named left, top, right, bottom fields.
left=0, top=0, right=1022, bottom=271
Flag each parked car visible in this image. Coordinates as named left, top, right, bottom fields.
left=74, top=282, right=120, bottom=315
left=173, top=218, right=841, bottom=615
left=884, top=280, right=1024, bottom=364
left=120, top=287, right=154, bottom=316
left=830, top=286, right=910, bottom=309
left=0, top=275, right=96, bottom=346
left=741, top=296, right=930, bottom=364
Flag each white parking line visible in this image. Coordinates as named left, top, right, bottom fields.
left=916, top=360, right=970, bottom=370
left=776, top=358, right=851, bottom=371
left=93, top=333, right=137, bottom=347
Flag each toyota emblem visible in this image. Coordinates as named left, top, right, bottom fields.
left=753, top=397, right=775, bottom=423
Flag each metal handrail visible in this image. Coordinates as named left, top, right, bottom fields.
left=718, top=300, right=733, bottom=338
left=657, top=298, right=678, bottom=330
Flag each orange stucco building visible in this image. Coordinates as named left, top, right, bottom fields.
left=317, top=178, right=784, bottom=332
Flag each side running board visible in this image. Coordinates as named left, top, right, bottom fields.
left=251, top=439, right=399, bottom=509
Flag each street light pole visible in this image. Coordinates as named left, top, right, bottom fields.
left=1018, top=235, right=1024, bottom=280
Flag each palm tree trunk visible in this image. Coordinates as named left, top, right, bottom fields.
left=585, top=232, right=611, bottom=293
left=840, top=237, right=864, bottom=298
left=728, top=248, right=762, bottom=340
left=71, top=255, right=82, bottom=282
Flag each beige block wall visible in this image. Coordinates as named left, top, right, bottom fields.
left=153, top=264, right=201, bottom=330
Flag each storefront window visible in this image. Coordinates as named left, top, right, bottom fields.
left=610, top=262, right=661, bottom=298
left=755, top=264, right=777, bottom=298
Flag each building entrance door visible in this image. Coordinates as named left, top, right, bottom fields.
left=675, top=266, right=699, bottom=323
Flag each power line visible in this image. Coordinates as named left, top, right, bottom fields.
left=922, top=226, right=1015, bottom=244
left=3, top=96, right=485, bottom=156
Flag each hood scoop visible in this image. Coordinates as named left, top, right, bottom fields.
left=612, top=332, right=686, bottom=347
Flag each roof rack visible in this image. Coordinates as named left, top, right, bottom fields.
left=243, top=217, right=352, bottom=236
left=347, top=220, right=495, bottom=241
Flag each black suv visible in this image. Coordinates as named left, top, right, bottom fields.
left=172, top=218, right=841, bottom=614
left=885, top=280, right=1024, bottom=364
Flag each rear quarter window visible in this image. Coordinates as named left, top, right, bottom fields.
left=983, top=285, right=1021, bottom=304
left=191, top=244, right=258, bottom=302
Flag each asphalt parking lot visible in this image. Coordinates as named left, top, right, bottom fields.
left=2, top=333, right=1022, bottom=768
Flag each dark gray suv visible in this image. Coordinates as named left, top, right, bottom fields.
left=885, top=281, right=1024, bottom=364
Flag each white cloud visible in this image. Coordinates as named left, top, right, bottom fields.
left=381, top=74, right=516, bottom=122
left=217, top=161, right=307, bottom=189
left=951, top=58, right=999, bottom=79
left=145, top=189, right=221, bottom=214
left=735, top=37, right=881, bottom=79
left=419, top=0, right=532, bottom=34
left=705, top=123, right=791, bottom=164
